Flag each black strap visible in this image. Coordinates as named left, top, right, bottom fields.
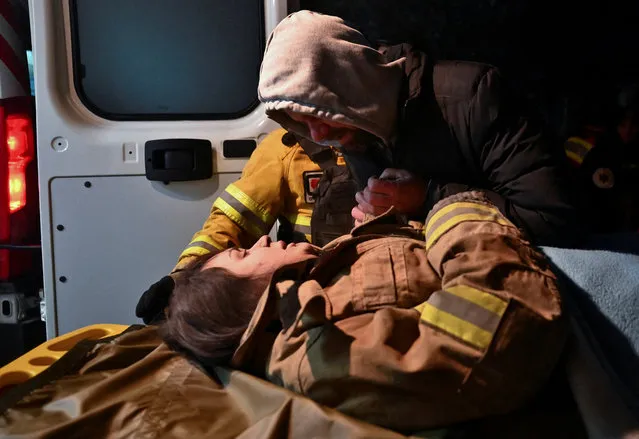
left=298, top=138, right=338, bottom=171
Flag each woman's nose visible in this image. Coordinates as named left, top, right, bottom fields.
left=253, top=235, right=271, bottom=248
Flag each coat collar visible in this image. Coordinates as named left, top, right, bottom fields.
left=379, top=43, right=429, bottom=132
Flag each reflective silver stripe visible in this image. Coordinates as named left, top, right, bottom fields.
left=286, top=214, right=313, bottom=239
left=185, top=240, right=219, bottom=253
left=293, top=224, right=312, bottom=235
left=415, top=285, right=507, bottom=350
left=428, top=289, right=502, bottom=334
left=219, top=191, right=270, bottom=235
left=226, top=183, right=275, bottom=225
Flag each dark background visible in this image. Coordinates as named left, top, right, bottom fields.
left=301, top=0, right=639, bottom=135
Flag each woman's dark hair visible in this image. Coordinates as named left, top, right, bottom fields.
left=160, top=258, right=266, bottom=366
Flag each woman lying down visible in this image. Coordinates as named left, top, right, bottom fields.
left=161, top=191, right=567, bottom=432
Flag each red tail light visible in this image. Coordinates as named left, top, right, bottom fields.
left=1, top=97, right=36, bottom=281
left=7, top=115, right=33, bottom=213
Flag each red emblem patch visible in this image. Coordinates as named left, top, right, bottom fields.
left=303, top=171, right=323, bottom=203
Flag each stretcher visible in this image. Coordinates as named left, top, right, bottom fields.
left=0, top=321, right=622, bottom=438
left=0, top=324, right=457, bottom=438
left=0, top=323, right=590, bottom=438
left=0, top=323, right=128, bottom=395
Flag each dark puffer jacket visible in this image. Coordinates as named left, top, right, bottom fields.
left=385, top=44, right=579, bottom=246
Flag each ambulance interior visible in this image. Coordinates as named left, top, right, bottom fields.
left=0, top=0, right=638, bottom=437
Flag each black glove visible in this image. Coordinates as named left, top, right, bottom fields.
left=135, top=276, right=175, bottom=325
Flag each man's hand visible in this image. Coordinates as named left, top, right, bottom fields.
left=352, top=168, right=427, bottom=226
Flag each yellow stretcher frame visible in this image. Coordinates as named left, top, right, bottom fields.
left=0, top=324, right=129, bottom=393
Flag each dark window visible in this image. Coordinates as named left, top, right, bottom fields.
left=70, top=0, right=264, bottom=120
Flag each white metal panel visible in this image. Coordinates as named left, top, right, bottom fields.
left=29, top=0, right=288, bottom=337
left=50, top=175, right=239, bottom=334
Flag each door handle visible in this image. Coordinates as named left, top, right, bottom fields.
left=145, top=139, right=213, bottom=182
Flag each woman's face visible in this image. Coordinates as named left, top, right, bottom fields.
left=201, top=236, right=319, bottom=280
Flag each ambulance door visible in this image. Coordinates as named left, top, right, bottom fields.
left=29, top=0, right=287, bottom=337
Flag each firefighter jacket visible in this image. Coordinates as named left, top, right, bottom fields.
left=174, top=128, right=356, bottom=271
left=564, top=128, right=639, bottom=232
left=231, top=191, right=567, bottom=431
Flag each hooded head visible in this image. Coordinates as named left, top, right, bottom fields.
left=258, top=11, right=405, bottom=147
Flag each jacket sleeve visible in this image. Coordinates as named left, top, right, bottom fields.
left=423, top=191, right=558, bottom=294
left=415, top=191, right=566, bottom=411
left=173, top=130, right=289, bottom=272
left=427, top=68, right=580, bottom=246
left=420, top=190, right=565, bottom=352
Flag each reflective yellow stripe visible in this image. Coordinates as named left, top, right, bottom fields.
left=213, top=197, right=264, bottom=239
left=226, top=184, right=275, bottom=225
left=567, top=136, right=594, bottom=151
left=414, top=284, right=507, bottom=350
left=565, top=150, right=583, bottom=165
left=179, top=246, right=214, bottom=258
left=219, top=192, right=270, bottom=234
left=188, top=235, right=224, bottom=250
left=286, top=213, right=311, bottom=227
left=417, top=302, right=494, bottom=350
left=179, top=239, right=224, bottom=260
left=426, top=211, right=512, bottom=249
left=425, top=202, right=503, bottom=237
left=286, top=214, right=312, bottom=242
left=564, top=137, right=594, bottom=166
left=447, top=285, right=507, bottom=316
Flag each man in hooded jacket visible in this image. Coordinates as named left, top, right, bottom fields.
left=258, top=10, right=579, bottom=246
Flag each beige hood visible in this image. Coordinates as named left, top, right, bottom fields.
left=258, top=11, right=405, bottom=146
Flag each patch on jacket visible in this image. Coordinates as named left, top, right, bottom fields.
left=303, top=171, right=323, bottom=203
left=592, top=167, right=615, bottom=189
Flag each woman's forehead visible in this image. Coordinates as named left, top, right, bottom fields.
left=201, top=249, right=233, bottom=270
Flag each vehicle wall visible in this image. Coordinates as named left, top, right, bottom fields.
left=29, top=0, right=287, bottom=338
